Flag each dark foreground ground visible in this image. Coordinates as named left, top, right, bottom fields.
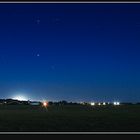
left=0, top=104, right=140, bottom=132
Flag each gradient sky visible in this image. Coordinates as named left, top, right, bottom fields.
left=0, top=3, right=140, bottom=102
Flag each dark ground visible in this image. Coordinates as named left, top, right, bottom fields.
left=0, top=104, right=140, bottom=132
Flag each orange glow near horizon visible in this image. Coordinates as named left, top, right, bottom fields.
left=42, top=101, right=48, bottom=107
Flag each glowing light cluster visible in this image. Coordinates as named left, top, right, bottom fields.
left=113, top=102, right=120, bottom=106
left=90, top=102, right=95, bottom=106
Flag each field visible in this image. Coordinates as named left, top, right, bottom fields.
left=0, top=104, right=140, bottom=132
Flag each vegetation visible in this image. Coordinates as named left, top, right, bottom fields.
left=0, top=104, right=140, bottom=131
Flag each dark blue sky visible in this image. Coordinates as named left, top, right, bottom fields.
left=0, top=3, right=140, bottom=102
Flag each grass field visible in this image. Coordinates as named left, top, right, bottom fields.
left=0, top=104, right=140, bottom=132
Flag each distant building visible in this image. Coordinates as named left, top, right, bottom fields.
left=29, top=101, right=40, bottom=106
left=7, top=100, right=22, bottom=105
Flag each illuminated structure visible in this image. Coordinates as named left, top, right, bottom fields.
left=30, top=101, right=40, bottom=106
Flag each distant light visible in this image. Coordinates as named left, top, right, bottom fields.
left=113, top=102, right=117, bottom=105
left=90, top=102, right=95, bottom=106
left=43, top=102, right=47, bottom=106
left=103, top=102, right=106, bottom=105
left=113, top=102, right=120, bottom=106
left=116, top=102, right=120, bottom=105
left=42, top=101, right=48, bottom=107
left=98, top=103, right=101, bottom=106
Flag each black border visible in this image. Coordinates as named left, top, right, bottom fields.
left=1, top=134, right=140, bottom=139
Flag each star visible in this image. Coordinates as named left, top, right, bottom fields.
left=37, top=54, right=40, bottom=57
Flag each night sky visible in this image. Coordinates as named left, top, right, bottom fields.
left=0, top=3, right=140, bottom=102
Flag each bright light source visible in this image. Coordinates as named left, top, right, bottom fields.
left=98, top=103, right=101, bottom=106
left=103, top=102, right=106, bottom=105
left=113, top=102, right=120, bottom=106
left=42, top=101, right=48, bottom=107
left=43, top=102, right=47, bottom=106
left=114, top=102, right=116, bottom=105
left=90, top=102, right=95, bottom=106
left=116, top=102, right=120, bottom=105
